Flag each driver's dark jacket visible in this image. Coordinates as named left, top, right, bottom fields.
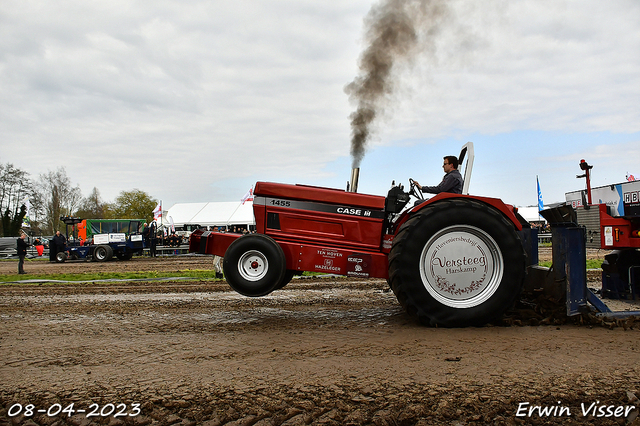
left=421, top=169, right=464, bottom=194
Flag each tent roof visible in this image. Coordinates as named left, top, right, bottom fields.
left=517, top=206, right=545, bottom=222
left=163, top=201, right=255, bottom=227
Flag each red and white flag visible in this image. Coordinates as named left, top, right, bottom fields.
left=152, top=202, right=162, bottom=221
left=627, top=173, right=636, bottom=182
left=241, top=187, right=254, bottom=205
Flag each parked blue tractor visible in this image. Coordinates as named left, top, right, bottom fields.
left=55, top=216, right=145, bottom=262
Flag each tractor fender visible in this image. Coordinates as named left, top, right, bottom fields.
left=395, top=193, right=523, bottom=235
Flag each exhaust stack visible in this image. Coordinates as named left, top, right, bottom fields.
left=349, top=168, right=360, bottom=193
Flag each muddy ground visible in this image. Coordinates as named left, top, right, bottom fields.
left=2, top=251, right=640, bottom=426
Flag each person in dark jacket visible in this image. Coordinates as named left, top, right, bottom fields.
left=141, top=223, right=150, bottom=246
left=49, top=235, right=57, bottom=262
left=52, top=231, right=67, bottom=261
left=149, top=221, right=158, bottom=257
left=17, top=233, right=30, bottom=274
left=414, top=155, right=464, bottom=195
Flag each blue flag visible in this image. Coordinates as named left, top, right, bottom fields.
left=537, top=176, right=544, bottom=212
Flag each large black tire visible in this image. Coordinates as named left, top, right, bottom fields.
left=388, top=199, right=526, bottom=327
left=614, top=249, right=640, bottom=283
left=223, top=234, right=286, bottom=297
left=116, top=250, right=133, bottom=261
left=94, top=245, right=113, bottom=262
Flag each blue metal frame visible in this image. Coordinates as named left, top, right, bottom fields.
left=68, top=246, right=92, bottom=260
left=552, top=225, right=638, bottom=318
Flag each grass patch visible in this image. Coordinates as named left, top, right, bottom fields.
left=1, top=268, right=330, bottom=284
left=0, top=269, right=221, bottom=284
left=538, top=259, right=603, bottom=269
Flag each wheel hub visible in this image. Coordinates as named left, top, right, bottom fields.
left=238, top=250, right=269, bottom=282
left=419, top=225, right=503, bottom=309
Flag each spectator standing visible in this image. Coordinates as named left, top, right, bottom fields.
left=141, top=223, right=150, bottom=246
left=17, top=233, right=30, bottom=274
left=149, top=221, right=158, bottom=257
left=52, top=231, right=67, bottom=259
left=49, top=235, right=57, bottom=262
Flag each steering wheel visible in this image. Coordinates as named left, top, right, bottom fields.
left=409, top=178, right=424, bottom=200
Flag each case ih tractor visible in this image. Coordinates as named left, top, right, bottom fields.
left=190, top=144, right=536, bottom=327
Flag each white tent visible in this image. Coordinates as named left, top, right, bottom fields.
left=517, top=206, right=546, bottom=223
left=163, top=201, right=255, bottom=228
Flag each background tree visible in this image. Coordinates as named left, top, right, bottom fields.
left=35, top=167, right=82, bottom=234
left=1, top=162, right=159, bottom=235
left=2, top=204, right=27, bottom=237
left=0, top=162, right=33, bottom=236
left=109, top=189, right=157, bottom=222
left=75, top=187, right=109, bottom=219
left=27, top=190, right=45, bottom=236
left=1, top=209, right=10, bottom=237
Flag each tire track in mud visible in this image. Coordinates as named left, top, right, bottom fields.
left=2, top=274, right=640, bottom=425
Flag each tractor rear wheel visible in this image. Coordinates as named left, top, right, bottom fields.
left=388, top=199, right=526, bottom=327
left=94, top=245, right=113, bottom=262
left=223, top=234, right=286, bottom=297
left=55, top=251, right=67, bottom=263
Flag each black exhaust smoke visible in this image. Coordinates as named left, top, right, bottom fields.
left=345, top=0, right=449, bottom=169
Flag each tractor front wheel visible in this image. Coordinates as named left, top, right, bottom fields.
left=389, top=199, right=526, bottom=327
left=223, top=234, right=286, bottom=297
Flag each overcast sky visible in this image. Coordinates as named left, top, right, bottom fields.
left=2, top=0, right=639, bottom=212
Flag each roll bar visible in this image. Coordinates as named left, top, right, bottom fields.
left=458, top=142, right=474, bottom=195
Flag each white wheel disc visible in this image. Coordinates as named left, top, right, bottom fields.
left=419, top=225, right=504, bottom=309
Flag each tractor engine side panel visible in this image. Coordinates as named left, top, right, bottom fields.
left=253, top=182, right=387, bottom=252
left=254, top=197, right=385, bottom=251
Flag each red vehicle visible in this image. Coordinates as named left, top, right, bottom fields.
left=565, top=160, right=640, bottom=295
left=190, top=144, right=531, bottom=327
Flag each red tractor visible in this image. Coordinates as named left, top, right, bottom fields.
left=190, top=144, right=533, bottom=327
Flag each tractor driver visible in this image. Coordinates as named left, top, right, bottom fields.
left=413, top=155, right=464, bottom=195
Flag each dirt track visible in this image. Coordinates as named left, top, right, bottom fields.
left=2, top=255, right=640, bottom=425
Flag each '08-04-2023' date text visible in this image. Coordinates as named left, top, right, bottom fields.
left=8, top=402, right=141, bottom=418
